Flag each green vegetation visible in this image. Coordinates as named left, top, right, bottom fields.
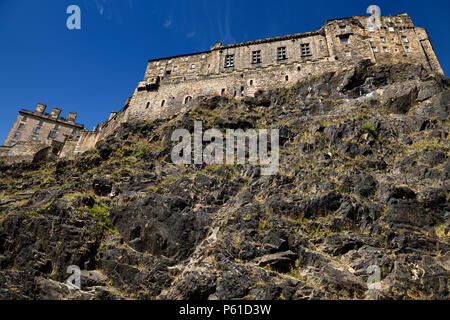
left=362, top=122, right=377, bottom=137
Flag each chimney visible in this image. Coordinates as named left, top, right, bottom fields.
left=211, top=41, right=223, bottom=50
left=35, top=103, right=47, bottom=114
left=67, top=112, right=77, bottom=122
left=50, top=107, right=62, bottom=119
left=108, top=112, right=117, bottom=121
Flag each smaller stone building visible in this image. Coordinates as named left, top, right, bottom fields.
left=3, top=103, right=84, bottom=148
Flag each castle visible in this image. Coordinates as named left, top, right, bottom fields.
left=1, top=12, right=444, bottom=163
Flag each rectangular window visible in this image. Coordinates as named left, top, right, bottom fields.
left=345, top=52, right=351, bottom=57
left=340, top=36, right=350, bottom=45
left=277, top=47, right=287, bottom=60
left=54, top=124, right=59, bottom=130
left=372, top=47, right=378, bottom=53
left=225, top=55, right=234, bottom=68
left=380, top=37, right=386, bottom=42
left=385, top=17, right=391, bottom=22
left=405, top=46, right=411, bottom=52
left=72, top=129, right=78, bottom=135
left=173, top=66, right=177, bottom=72
left=368, top=26, right=375, bottom=32
left=402, top=36, right=409, bottom=43
left=31, top=136, right=37, bottom=141
left=339, top=25, right=347, bottom=33
left=22, top=116, right=28, bottom=122
left=14, top=132, right=20, bottom=139
left=34, top=127, right=41, bottom=134
left=191, top=64, right=196, bottom=69
left=383, top=46, right=389, bottom=53
left=252, top=50, right=261, bottom=64
left=388, top=27, right=395, bottom=32
left=49, top=131, right=56, bottom=139
left=368, top=37, right=374, bottom=42
left=39, top=120, right=44, bottom=126
left=18, top=123, right=25, bottom=129
left=300, top=43, right=311, bottom=56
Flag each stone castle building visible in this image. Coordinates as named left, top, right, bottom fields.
left=1, top=12, right=444, bottom=163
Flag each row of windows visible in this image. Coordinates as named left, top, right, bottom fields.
left=372, top=45, right=411, bottom=53
left=224, top=44, right=311, bottom=68
left=147, top=73, right=296, bottom=109
left=369, top=36, right=409, bottom=43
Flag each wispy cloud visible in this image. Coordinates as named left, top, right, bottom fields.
left=163, top=19, right=172, bottom=29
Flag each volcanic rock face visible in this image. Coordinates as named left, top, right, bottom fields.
left=0, top=62, right=448, bottom=300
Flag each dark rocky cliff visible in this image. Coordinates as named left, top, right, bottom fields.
left=0, top=62, right=448, bottom=300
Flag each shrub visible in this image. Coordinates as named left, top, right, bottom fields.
left=362, top=123, right=377, bottom=136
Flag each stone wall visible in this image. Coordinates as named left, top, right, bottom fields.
left=0, top=142, right=50, bottom=164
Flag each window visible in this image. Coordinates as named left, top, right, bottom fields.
left=405, top=46, right=411, bottom=52
left=34, top=127, right=41, bottom=134
left=252, top=50, right=261, bottom=64
left=388, top=27, right=395, bottom=32
left=340, top=36, right=350, bottom=45
left=383, top=46, right=389, bottom=53
left=319, top=40, right=324, bottom=46
left=167, top=60, right=172, bottom=64
left=249, top=80, right=254, bottom=86
left=368, top=26, right=375, bottom=32
left=300, top=43, right=311, bottom=56
left=54, top=124, right=59, bottom=130
left=386, top=17, right=391, bottom=22
left=221, top=89, right=226, bottom=95
left=277, top=47, right=287, bottom=60
left=173, top=66, right=177, bottom=72
left=380, top=37, right=386, bottom=43
left=14, top=132, right=20, bottom=139
left=201, top=55, right=206, bottom=59
left=285, top=75, right=289, bottom=81
left=161, top=100, right=166, bottom=107
left=184, top=96, right=192, bottom=104
left=368, top=37, right=374, bottom=42
left=190, top=64, right=196, bottom=69
left=72, top=128, right=78, bottom=135
left=146, top=102, right=150, bottom=109
left=18, top=123, right=25, bottom=130
left=39, top=120, right=44, bottom=126
left=156, top=62, right=160, bottom=66
left=22, top=116, right=28, bottom=122
left=372, top=47, right=378, bottom=53
left=159, top=69, right=164, bottom=74
left=31, top=136, right=37, bottom=141
left=225, top=55, right=234, bottom=68
left=9, top=142, right=15, bottom=146
left=345, top=52, right=351, bottom=57
left=339, top=25, right=347, bottom=32
left=402, top=36, right=409, bottom=43
left=240, top=86, right=244, bottom=96
left=49, top=131, right=57, bottom=139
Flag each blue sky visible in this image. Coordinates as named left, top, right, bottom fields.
left=0, top=0, right=449, bottom=143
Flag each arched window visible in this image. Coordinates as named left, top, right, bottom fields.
left=285, top=75, right=289, bottom=81
left=146, top=102, right=150, bottom=109
left=161, top=100, right=166, bottom=107
left=249, top=80, right=254, bottom=86
left=184, top=96, right=192, bottom=104
left=240, top=86, right=245, bottom=96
